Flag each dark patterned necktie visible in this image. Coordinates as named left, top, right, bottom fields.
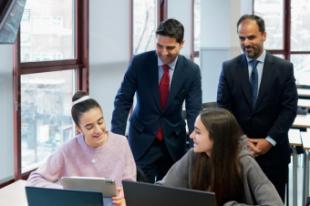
left=250, top=60, right=259, bottom=108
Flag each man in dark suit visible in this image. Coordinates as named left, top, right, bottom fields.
left=217, top=14, right=297, bottom=201
left=111, top=18, right=202, bottom=183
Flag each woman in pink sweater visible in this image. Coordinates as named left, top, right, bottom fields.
left=27, top=91, right=136, bottom=206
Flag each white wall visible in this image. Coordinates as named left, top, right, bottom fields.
left=0, top=45, right=14, bottom=183
left=167, top=0, right=192, bottom=57
left=89, top=0, right=130, bottom=64
left=89, top=0, right=131, bottom=130
left=200, top=0, right=252, bottom=102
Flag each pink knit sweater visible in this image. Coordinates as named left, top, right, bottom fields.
left=27, top=132, right=136, bottom=188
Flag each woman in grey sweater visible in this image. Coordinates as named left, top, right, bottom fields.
left=159, top=108, right=283, bottom=206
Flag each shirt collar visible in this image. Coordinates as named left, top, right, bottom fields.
left=157, top=56, right=178, bottom=71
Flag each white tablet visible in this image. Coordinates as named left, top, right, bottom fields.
left=61, top=176, right=116, bottom=197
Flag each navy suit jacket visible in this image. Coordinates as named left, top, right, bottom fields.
left=112, top=51, right=202, bottom=162
left=217, top=53, right=297, bottom=168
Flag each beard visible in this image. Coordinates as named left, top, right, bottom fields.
left=243, top=45, right=262, bottom=59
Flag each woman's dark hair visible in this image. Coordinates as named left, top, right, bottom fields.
left=71, top=91, right=102, bottom=125
left=191, top=108, right=244, bottom=205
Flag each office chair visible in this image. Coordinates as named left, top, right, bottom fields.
left=306, top=196, right=310, bottom=206
left=136, top=167, right=148, bottom=182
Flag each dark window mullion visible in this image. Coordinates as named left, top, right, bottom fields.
left=284, top=0, right=291, bottom=60
left=20, top=59, right=79, bottom=74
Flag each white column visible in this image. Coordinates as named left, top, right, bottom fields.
left=0, top=45, right=14, bottom=183
left=200, top=0, right=252, bottom=102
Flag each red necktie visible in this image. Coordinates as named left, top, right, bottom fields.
left=155, top=64, right=170, bottom=141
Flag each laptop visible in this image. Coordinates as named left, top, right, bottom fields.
left=122, top=180, right=216, bottom=206
left=25, top=186, right=103, bottom=206
left=61, top=176, right=116, bottom=197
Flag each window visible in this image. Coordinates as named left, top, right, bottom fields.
left=20, top=0, right=74, bottom=62
left=191, top=0, right=200, bottom=65
left=21, top=70, right=75, bottom=172
left=254, top=0, right=283, bottom=50
left=13, top=0, right=88, bottom=178
left=254, top=0, right=310, bottom=86
left=132, top=0, right=166, bottom=56
left=291, top=0, right=310, bottom=51
left=132, top=0, right=158, bottom=55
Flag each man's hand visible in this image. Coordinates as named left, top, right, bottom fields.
left=247, top=138, right=272, bottom=157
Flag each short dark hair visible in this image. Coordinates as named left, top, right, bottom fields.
left=71, top=91, right=102, bottom=126
left=156, top=18, right=184, bottom=43
left=237, top=14, right=265, bottom=33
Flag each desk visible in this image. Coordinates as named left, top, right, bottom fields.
left=298, top=89, right=310, bottom=98
left=289, top=129, right=302, bottom=206
left=302, top=132, right=310, bottom=206
left=0, top=180, right=27, bottom=206
left=293, top=114, right=310, bottom=129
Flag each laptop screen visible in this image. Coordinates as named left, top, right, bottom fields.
left=123, top=180, right=216, bottom=206
left=25, top=186, right=103, bottom=206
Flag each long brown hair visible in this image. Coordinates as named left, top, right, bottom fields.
left=191, top=108, right=244, bottom=205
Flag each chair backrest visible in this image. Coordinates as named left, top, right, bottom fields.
left=136, top=167, right=148, bottom=182
left=306, top=196, right=310, bottom=206
left=202, top=102, right=217, bottom=109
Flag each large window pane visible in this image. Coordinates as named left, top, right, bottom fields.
left=20, top=0, right=75, bottom=62
left=291, top=0, right=310, bottom=51
left=133, top=0, right=157, bottom=54
left=21, top=70, right=75, bottom=172
left=254, top=0, right=283, bottom=50
left=290, top=55, right=310, bottom=85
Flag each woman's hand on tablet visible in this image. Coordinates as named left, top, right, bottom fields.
left=112, top=187, right=126, bottom=206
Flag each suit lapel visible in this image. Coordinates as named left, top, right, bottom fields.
left=170, top=57, right=183, bottom=99
left=163, top=56, right=185, bottom=112
left=239, top=55, right=253, bottom=107
left=149, top=52, right=161, bottom=110
left=255, top=53, right=273, bottom=108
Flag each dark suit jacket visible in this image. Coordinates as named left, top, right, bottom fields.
left=112, top=51, right=202, bottom=162
left=217, top=53, right=297, bottom=168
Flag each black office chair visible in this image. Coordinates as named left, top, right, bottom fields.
left=306, top=196, right=310, bottom=206
left=202, top=102, right=217, bottom=109
left=136, top=167, right=148, bottom=182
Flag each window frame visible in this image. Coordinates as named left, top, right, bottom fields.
left=191, top=0, right=199, bottom=60
left=11, top=0, right=89, bottom=181
left=130, top=0, right=167, bottom=57
left=254, top=0, right=310, bottom=86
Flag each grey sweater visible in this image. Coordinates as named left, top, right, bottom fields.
left=159, top=139, right=283, bottom=206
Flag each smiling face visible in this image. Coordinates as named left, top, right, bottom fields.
left=238, top=19, right=266, bottom=59
left=190, top=115, right=214, bottom=156
left=76, top=107, right=108, bottom=148
left=156, top=35, right=183, bottom=65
